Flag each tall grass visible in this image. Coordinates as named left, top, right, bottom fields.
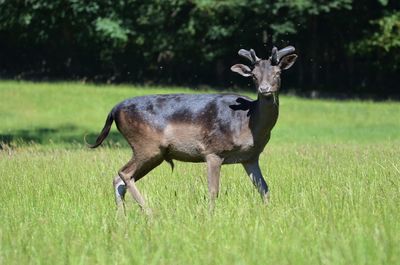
left=0, top=81, right=399, bottom=265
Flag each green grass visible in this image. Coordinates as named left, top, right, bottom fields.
left=0, top=81, right=399, bottom=265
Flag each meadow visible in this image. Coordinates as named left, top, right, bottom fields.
left=0, top=81, right=399, bottom=265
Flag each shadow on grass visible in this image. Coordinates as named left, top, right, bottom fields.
left=0, top=124, right=128, bottom=149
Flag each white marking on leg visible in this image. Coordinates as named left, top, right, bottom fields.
left=113, top=176, right=126, bottom=206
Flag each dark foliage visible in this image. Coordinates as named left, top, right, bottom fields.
left=0, top=0, right=399, bottom=95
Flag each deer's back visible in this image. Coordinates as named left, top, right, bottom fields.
left=114, top=93, right=258, bottom=163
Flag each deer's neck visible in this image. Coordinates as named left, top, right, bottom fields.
left=250, top=94, right=279, bottom=145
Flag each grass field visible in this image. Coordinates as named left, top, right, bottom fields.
left=0, top=81, right=399, bottom=265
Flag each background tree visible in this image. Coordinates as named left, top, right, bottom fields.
left=0, top=0, right=399, bottom=95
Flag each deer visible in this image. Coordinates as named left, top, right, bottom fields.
left=87, top=46, right=297, bottom=213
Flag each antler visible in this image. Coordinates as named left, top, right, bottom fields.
left=238, top=48, right=260, bottom=64
left=271, top=46, right=295, bottom=65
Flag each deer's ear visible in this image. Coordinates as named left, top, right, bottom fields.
left=279, top=54, right=297, bottom=70
left=231, top=64, right=252, bottom=77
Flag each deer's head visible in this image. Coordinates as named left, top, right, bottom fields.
left=231, top=46, right=297, bottom=97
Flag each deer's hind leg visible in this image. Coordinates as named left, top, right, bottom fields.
left=113, top=175, right=127, bottom=212
left=117, top=150, right=164, bottom=213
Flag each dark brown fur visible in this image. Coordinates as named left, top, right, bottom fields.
left=89, top=47, right=297, bottom=212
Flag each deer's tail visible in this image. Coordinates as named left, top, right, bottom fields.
left=85, top=112, right=114, bottom=148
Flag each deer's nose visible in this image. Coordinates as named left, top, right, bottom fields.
left=259, top=85, right=272, bottom=94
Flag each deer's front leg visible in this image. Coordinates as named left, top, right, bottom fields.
left=206, top=154, right=223, bottom=209
left=242, top=160, right=269, bottom=203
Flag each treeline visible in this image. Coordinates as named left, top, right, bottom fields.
left=0, top=0, right=399, bottom=94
